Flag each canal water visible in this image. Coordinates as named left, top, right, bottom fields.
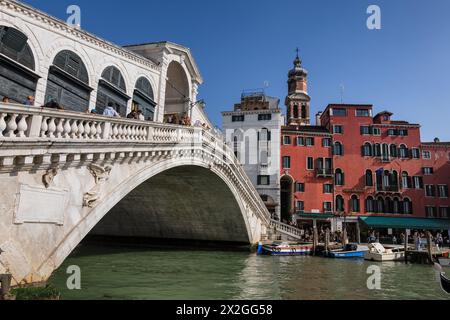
left=49, top=245, right=448, bottom=300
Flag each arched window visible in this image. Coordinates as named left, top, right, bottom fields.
left=366, top=196, right=375, bottom=213
left=0, top=26, right=38, bottom=103
left=293, top=104, right=299, bottom=118
left=403, top=198, right=413, bottom=215
left=390, top=144, right=397, bottom=158
left=391, top=170, right=399, bottom=191
left=385, top=197, right=393, bottom=213
left=399, top=144, right=408, bottom=159
left=351, top=195, right=360, bottom=213
left=393, top=197, right=401, bottom=214
left=382, top=143, right=389, bottom=161
left=401, top=171, right=411, bottom=189
left=301, top=104, right=307, bottom=119
left=96, top=66, right=129, bottom=116
left=133, top=77, right=156, bottom=121
left=336, top=195, right=345, bottom=212
left=45, top=50, right=92, bottom=112
left=377, top=197, right=385, bottom=213
left=374, top=143, right=382, bottom=157
left=365, top=170, right=373, bottom=187
left=335, top=169, right=344, bottom=186
left=334, top=142, right=344, bottom=156
left=362, top=143, right=372, bottom=157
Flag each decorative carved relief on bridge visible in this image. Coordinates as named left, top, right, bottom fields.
left=42, top=166, right=60, bottom=189
left=83, top=164, right=112, bottom=208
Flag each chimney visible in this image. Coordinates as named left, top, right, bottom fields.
left=316, top=112, right=323, bottom=126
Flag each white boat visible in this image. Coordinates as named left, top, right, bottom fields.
left=364, top=243, right=405, bottom=262
left=438, top=258, right=450, bottom=267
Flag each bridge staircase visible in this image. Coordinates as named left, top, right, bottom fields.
left=267, top=220, right=303, bottom=242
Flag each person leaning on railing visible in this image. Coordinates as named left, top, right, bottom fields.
left=2, top=96, right=9, bottom=103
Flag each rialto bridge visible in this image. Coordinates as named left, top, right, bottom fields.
left=0, top=0, right=291, bottom=286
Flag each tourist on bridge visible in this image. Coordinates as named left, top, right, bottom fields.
left=127, top=110, right=138, bottom=119
left=2, top=96, right=9, bottom=103
left=103, top=102, right=120, bottom=118
left=24, top=95, right=34, bottom=107
left=137, top=110, right=145, bottom=121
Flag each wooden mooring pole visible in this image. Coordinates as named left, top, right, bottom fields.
left=404, top=229, right=408, bottom=264
left=325, top=228, right=330, bottom=254
left=427, top=231, right=433, bottom=264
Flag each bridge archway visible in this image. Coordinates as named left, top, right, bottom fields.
left=164, top=61, right=190, bottom=122
left=37, top=159, right=257, bottom=280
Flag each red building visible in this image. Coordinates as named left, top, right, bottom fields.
left=280, top=54, right=450, bottom=235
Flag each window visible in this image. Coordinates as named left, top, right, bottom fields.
left=336, top=195, right=345, bottom=212
left=333, top=142, right=344, bottom=156
left=232, top=115, right=245, bottom=122
left=258, top=128, right=271, bottom=141
left=389, top=144, right=397, bottom=158
left=360, top=126, right=371, bottom=135
left=403, top=198, right=413, bottom=215
left=401, top=172, right=412, bottom=189
left=393, top=198, right=401, bottom=214
left=296, top=201, right=305, bottom=212
left=440, top=207, right=450, bottom=219
left=257, top=175, right=270, bottom=185
left=413, top=176, right=424, bottom=189
left=423, top=167, right=434, bottom=175
left=362, top=143, right=372, bottom=157
left=423, top=151, right=431, bottom=159
left=399, top=129, right=408, bottom=136
left=305, top=137, right=315, bottom=146
left=333, top=108, right=347, bottom=116
left=322, top=138, right=332, bottom=147
left=388, top=129, right=397, bottom=136
left=324, top=202, right=332, bottom=213
left=335, top=169, right=344, bottom=186
left=366, top=197, right=375, bottom=213
left=425, top=185, right=436, bottom=197
left=282, top=156, right=291, bottom=169
left=307, top=157, right=314, bottom=170
left=365, top=170, right=373, bottom=187
left=0, top=26, right=35, bottom=70
left=356, top=109, right=370, bottom=117
left=399, top=145, right=408, bottom=159
left=438, top=185, right=449, bottom=198
left=374, top=144, right=382, bottom=157
left=412, top=148, right=420, bottom=159
left=258, top=114, right=272, bottom=121
left=333, top=125, right=344, bottom=134
left=372, top=128, right=381, bottom=136
left=295, top=182, right=305, bottom=193
left=426, top=206, right=438, bottom=218
left=283, top=136, right=292, bottom=145
left=324, top=184, right=333, bottom=194
left=350, top=195, right=360, bottom=213
left=297, top=137, right=304, bottom=146
left=376, top=197, right=385, bottom=213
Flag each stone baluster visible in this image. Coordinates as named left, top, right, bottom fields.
left=111, top=123, right=119, bottom=139
left=83, top=121, right=91, bottom=139
left=127, top=125, right=132, bottom=140
left=117, top=124, right=123, bottom=139
left=5, top=114, right=18, bottom=138
left=77, top=120, right=85, bottom=139
left=55, top=118, right=64, bottom=138
left=90, top=122, right=97, bottom=139
left=40, top=117, right=49, bottom=137
left=131, top=125, right=136, bottom=140
left=96, top=122, right=102, bottom=139
left=63, top=119, right=72, bottom=138
left=16, top=115, right=29, bottom=138
left=70, top=120, right=79, bottom=138
left=0, top=113, right=6, bottom=137
left=47, top=117, right=57, bottom=138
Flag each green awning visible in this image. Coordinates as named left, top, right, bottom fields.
left=296, top=213, right=335, bottom=220
left=359, top=216, right=450, bottom=230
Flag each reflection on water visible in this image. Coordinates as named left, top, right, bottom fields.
left=49, top=245, right=448, bottom=300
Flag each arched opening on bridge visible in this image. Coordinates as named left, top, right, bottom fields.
left=0, top=26, right=39, bottom=103
left=88, top=166, right=251, bottom=245
left=132, top=76, right=156, bottom=121
left=44, top=50, right=93, bottom=112
left=280, top=175, right=294, bottom=223
left=96, top=66, right=130, bottom=116
left=164, top=61, right=189, bottom=123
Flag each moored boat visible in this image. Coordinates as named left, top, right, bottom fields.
left=440, top=272, right=450, bottom=294
left=261, top=242, right=313, bottom=256
left=324, top=244, right=369, bottom=258
left=438, top=258, right=450, bottom=267
left=364, top=243, right=405, bottom=262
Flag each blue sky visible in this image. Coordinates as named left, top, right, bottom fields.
left=23, top=0, right=450, bottom=141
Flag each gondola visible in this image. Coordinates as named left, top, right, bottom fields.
left=440, top=272, right=450, bottom=294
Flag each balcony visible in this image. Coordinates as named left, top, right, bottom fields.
left=316, top=168, right=333, bottom=178
left=376, top=185, right=400, bottom=193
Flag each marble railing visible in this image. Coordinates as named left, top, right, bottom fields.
left=0, top=103, right=270, bottom=224
left=270, top=220, right=303, bottom=239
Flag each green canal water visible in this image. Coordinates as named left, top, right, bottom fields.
left=48, top=245, right=449, bottom=300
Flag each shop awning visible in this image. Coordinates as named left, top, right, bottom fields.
left=359, top=216, right=450, bottom=230
left=296, top=213, right=335, bottom=220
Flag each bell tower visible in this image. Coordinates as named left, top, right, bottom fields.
left=285, top=49, right=311, bottom=126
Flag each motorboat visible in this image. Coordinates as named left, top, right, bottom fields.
left=364, top=243, right=405, bottom=262
left=438, top=258, right=450, bottom=267
left=324, top=244, right=369, bottom=258
left=440, top=272, right=450, bottom=294
left=260, top=242, right=313, bottom=256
